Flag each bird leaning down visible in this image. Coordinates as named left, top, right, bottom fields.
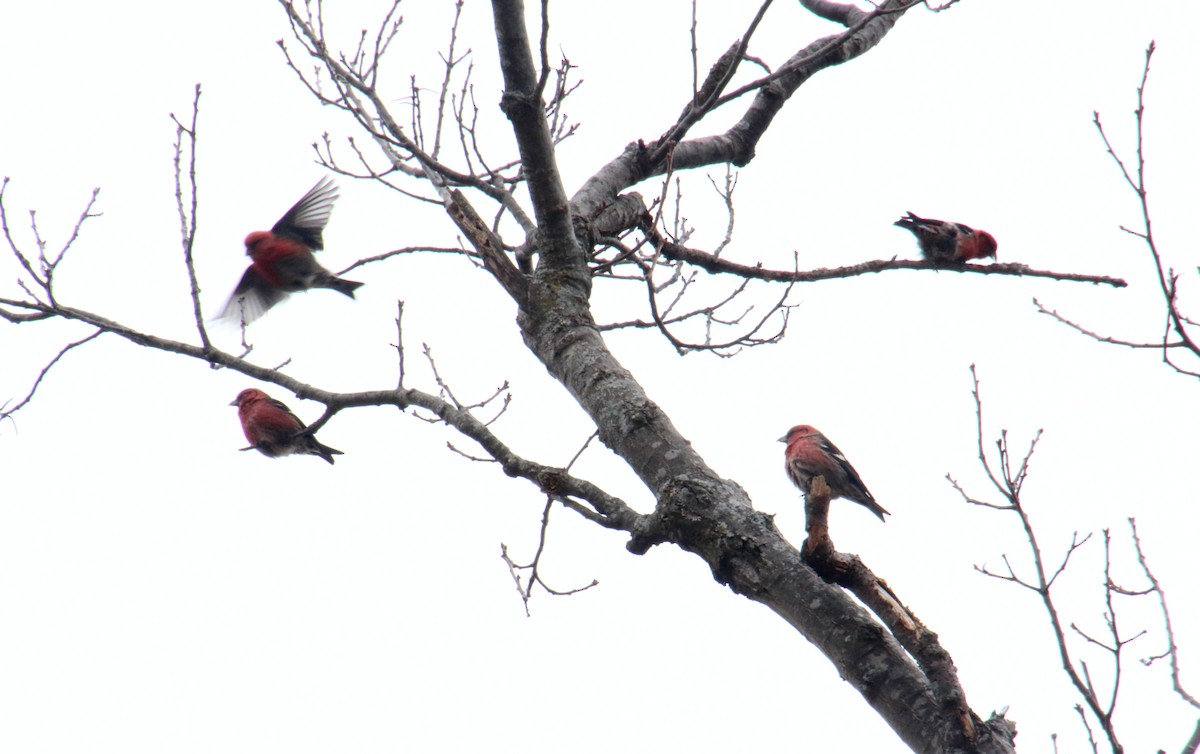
left=231, top=388, right=343, bottom=464
left=217, top=176, right=364, bottom=324
left=894, top=211, right=997, bottom=264
left=780, top=424, right=889, bottom=521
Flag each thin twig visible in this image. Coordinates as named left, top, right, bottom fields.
left=0, top=330, right=104, bottom=426
left=170, top=84, right=211, bottom=351
left=1128, top=518, right=1199, bottom=710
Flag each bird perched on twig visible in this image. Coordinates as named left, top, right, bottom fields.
left=780, top=424, right=888, bottom=521
left=894, top=211, right=997, bottom=264
left=231, top=388, right=343, bottom=464
left=218, top=177, right=363, bottom=323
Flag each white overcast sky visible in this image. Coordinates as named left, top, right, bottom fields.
left=2, top=1, right=1199, bottom=752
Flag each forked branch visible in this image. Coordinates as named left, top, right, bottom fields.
left=1043, top=41, right=1200, bottom=379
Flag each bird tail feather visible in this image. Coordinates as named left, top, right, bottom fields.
left=324, top=277, right=364, bottom=299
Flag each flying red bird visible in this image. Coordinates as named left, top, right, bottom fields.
left=218, top=177, right=363, bottom=323
left=231, top=388, right=343, bottom=464
left=894, top=211, right=997, bottom=264
left=780, top=424, right=889, bottom=521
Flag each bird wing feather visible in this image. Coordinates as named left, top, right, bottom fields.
left=271, top=176, right=339, bottom=250
left=216, top=267, right=286, bottom=323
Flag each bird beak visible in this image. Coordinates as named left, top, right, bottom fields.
left=777, top=435, right=787, bottom=443
left=229, top=398, right=239, bottom=407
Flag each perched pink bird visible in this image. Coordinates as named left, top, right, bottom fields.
left=231, top=388, right=343, bottom=464
left=780, top=424, right=889, bottom=521
left=894, top=211, right=997, bottom=264
left=218, top=177, right=363, bottom=323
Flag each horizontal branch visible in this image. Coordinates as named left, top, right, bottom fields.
left=3, top=295, right=639, bottom=530
left=661, top=240, right=1126, bottom=287
left=591, top=194, right=1126, bottom=288
left=339, top=244, right=475, bottom=274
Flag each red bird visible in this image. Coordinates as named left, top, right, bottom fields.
left=218, top=177, right=363, bottom=323
left=894, top=211, right=997, bottom=264
left=780, top=424, right=889, bottom=521
left=231, top=388, right=343, bottom=464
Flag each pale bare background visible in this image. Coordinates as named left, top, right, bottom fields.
left=2, top=1, right=1198, bottom=751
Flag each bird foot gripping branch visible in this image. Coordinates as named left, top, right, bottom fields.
left=800, top=476, right=839, bottom=565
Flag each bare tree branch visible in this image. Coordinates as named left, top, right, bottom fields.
left=1050, top=41, right=1200, bottom=378
left=953, top=366, right=1199, bottom=752
left=802, top=477, right=982, bottom=753
left=571, top=1, right=911, bottom=223
left=1036, top=297, right=1175, bottom=348
left=1128, top=518, right=1200, bottom=711
left=10, top=3, right=1161, bottom=750
left=500, top=430, right=602, bottom=616
left=1, top=178, right=102, bottom=306
left=483, top=3, right=1019, bottom=750
left=0, top=330, right=103, bottom=426
left=654, top=221, right=1126, bottom=287
left=169, top=84, right=211, bottom=351
left=953, top=365, right=1127, bottom=751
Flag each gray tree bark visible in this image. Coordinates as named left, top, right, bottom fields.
left=488, top=1, right=1017, bottom=751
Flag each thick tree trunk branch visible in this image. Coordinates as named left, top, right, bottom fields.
left=802, top=478, right=982, bottom=753
left=491, top=0, right=717, bottom=493
left=490, top=0, right=580, bottom=279
left=445, top=189, right=529, bottom=302
left=488, top=3, right=1015, bottom=751
left=632, top=475, right=1014, bottom=754
left=798, top=0, right=864, bottom=26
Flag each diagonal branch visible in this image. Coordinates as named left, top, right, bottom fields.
left=802, top=476, right=982, bottom=752
left=1128, top=518, right=1200, bottom=711
left=1036, top=298, right=1175, bottom=348
left=571, top=1, right=913, bottom=224
left=0, top=330, right=104, bottom=426
left=487, top=4, right=1016, bottom=751
left=649, top=0, right=775, bottom=167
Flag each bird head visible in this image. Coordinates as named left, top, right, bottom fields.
left=972, top=231, right=998, bottom=260
left=230, top=388, right=267, bottom=407
left=779, top=424, right=820, bottom=444
left=243, top=230, right=272, bottom=252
